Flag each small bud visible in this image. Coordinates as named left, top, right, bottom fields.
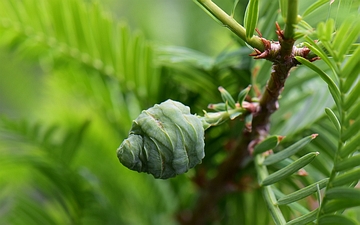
left=218, top=86, right=236, bottom=109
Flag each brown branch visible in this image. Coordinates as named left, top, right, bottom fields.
left=178, top=127, right=253, bottom=224
left=177, top=23, right=313, bottom=225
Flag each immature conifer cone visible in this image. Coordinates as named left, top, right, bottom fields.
left=117, top=100, right=205, bottom=179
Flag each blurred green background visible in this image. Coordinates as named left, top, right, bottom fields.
left=0, top=1, right=245, bottom=224
left=0, top=0, right=356, bottom=224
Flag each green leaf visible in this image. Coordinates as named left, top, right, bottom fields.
left=231, top=0, right=240, bottom=17
left=279, top=0, right=287, bottom=20
left=253, top=135, right=283, bottom=155
left=285, top=209, right=318, bottom=225
left=263, top=134, right=317, bottom=166
left=344, top=80, right=360, bottom=111
left=335, top=154, right=360, bottom=172
left=324, top=108, right=340, bottom=133
left=341, top=118, right=360, bottom=142
left=277, top=178, right=328, bottom=205
left=295, top=56, right=341, bottom=109
left=326, top=187, right=360, bottom=201
left=317, top=22, right=326, bottom=40
left=218, top=86, right=236, bottom=109
left=237, top=85, right=251, bottom=107
left=302, top=0, right=328, bottom=17
left=328, top=86, right=342, bottom=113
left=257, top=0, right=278, bottom=38
left=295, top=20, right=315, bottom=39
left=342, top=45, right=360, bottom=92
left=339, top=131, right=360, bottom=158
left=244, top=0, right=259, bottom=39
left=272, top=188, right=311, bottom=215
left=346, top=97, right=360, bottom=122
left=317, top=19, right=334, bottom=42
left=229, top=110, right=242, bottom=120
left=332, top=18, right=360, bottom=63
left=310, top=123, right=337, bottom=159
left=318, top=215, right=358, bottom=225
left=323, top=199, right=360, bottom=214
left=303, top=39, right=337, bottom=76
left=261, top=152, right=319, bottom=186
left=207, top=103, right=226, bottom=111
left=244, top=113, right=253, bottom=131
left=332, top=167, right=360, bottom=187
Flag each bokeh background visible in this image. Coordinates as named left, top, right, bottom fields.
left=0, top=1, right=249, bottom=224
left=0, top=0, right=358, bottom=224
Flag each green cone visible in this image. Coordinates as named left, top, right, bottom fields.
left=117, top=100, right=205, bottom=179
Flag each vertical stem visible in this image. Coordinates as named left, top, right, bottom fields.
left=255, top=153, right=287, bottom=224
left=180, top=129, right=253, bottom=224
left=263, top=186, right=287, bottom=225
left=317, top=76, right=345, bottom=217
left=284, top=0, right=298, bottom=39
left=254, top=0, right=299, bottom=132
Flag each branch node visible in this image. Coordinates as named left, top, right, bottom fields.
left=250, top=37, right=272, bottom=59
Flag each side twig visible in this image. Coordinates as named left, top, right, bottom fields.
left=194, top=0, right=264, bottom=51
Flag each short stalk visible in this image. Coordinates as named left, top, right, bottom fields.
left=255, top=154, right=286, bottom=224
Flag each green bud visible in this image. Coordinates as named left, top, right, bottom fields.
left=218, top=86, right=236, bottom=109
left=208, top=103, right=227, bottom=111
left=117, top=100, right=205, bottom=179
left=237, top=85, right=251, bottom=107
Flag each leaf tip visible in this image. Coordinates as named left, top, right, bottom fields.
left=297, top=168, right=308, bottom=176
left=311, top=133, right=318, bottom=139
left=278, top=135, right=286, bottom=142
